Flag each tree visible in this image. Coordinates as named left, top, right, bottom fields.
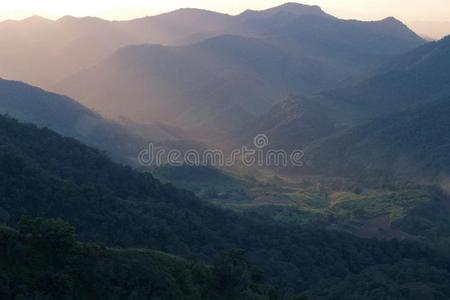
left=213, top=249, right=255, bottom=297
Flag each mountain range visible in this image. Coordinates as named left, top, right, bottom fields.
left=48, top=3, right=423, bottom=140
left=2, top=2, right=447, bottom=182
left=2, top=2, right=405, bottom=86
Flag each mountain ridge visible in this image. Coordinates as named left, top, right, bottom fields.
left=238, top=2, right=328, bottom=19
left=0, top=2, right=423, bottom=88
left=0, top=78, right=200, bottom=164
left=55, top=14, right=424, bottom=141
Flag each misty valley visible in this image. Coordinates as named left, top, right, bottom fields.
left=1, top=2, right=450, bottom=300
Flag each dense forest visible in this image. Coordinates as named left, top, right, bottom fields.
left=2, top=115, right=450, bottom=298
left=307, top=97, right=450, bottom=183
left=0, top=218, right=285, bottom=300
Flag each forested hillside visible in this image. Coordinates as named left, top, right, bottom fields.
left=0, top=218, right=281, bottom=300
left=2, top=115, right=450, bottom=298
left=245, top=35, right=450, bottom=182
left=0, top=78, right=146, bottom=163
left=305, top=97, right=450, bottom=183
left=324, top=35, right=450, bottom=115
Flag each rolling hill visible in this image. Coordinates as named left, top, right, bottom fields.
left=0, top=15, right=133, bottom=88
left=0, top=78, right=147, bottom=162
left=236, top=96, right=349, bottom=151
left=0, top=78, right=199, bottom=164
left=296, top=35, right=450, bottom=183
left=306, top=97, right=450, bottom=183
left=324, top=35, right=450, bottom=116
left=239, top=35, right=450, bottom=172
left=55, top=36, right=295, bottom=133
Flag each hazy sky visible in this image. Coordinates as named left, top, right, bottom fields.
left=1, top=0, right=449, bottom=22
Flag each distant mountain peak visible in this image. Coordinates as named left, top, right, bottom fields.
left=21, top=15, right=52, bottom=24
left=277, top=2, right=322, bottom=10
left=172, top=7, right=227, bottom=14
left=57, top=15, right=106, bottom=24
left=440, top=34, right=450, bottom=43
left=153, top=7, right=231, bottom=19
left=57, top=15, right=84, bottom=23
left=372, top=16, right=424, bottom=41
left=130, top=7, right=232, bottom=26
left=239, top=2, right=326, bottom=18
left=380, top=16, right=404, bottom=25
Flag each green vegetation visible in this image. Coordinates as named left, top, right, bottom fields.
left=0, top=218, right=285, bottom=300
left=301, top=36, right=450, bottom=184
left=152, top=165, right=250, bottom=201
left=318, top=262, right=450, bottom=300
left=307, top=96, right=450, bottom=183
left=154, top=165, right=450, bottom=248
left=3, top=115, right=450, bottom=298
left=200, top=170, right=450, bottom=246
left=150, top=163, right=450, bottom=251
